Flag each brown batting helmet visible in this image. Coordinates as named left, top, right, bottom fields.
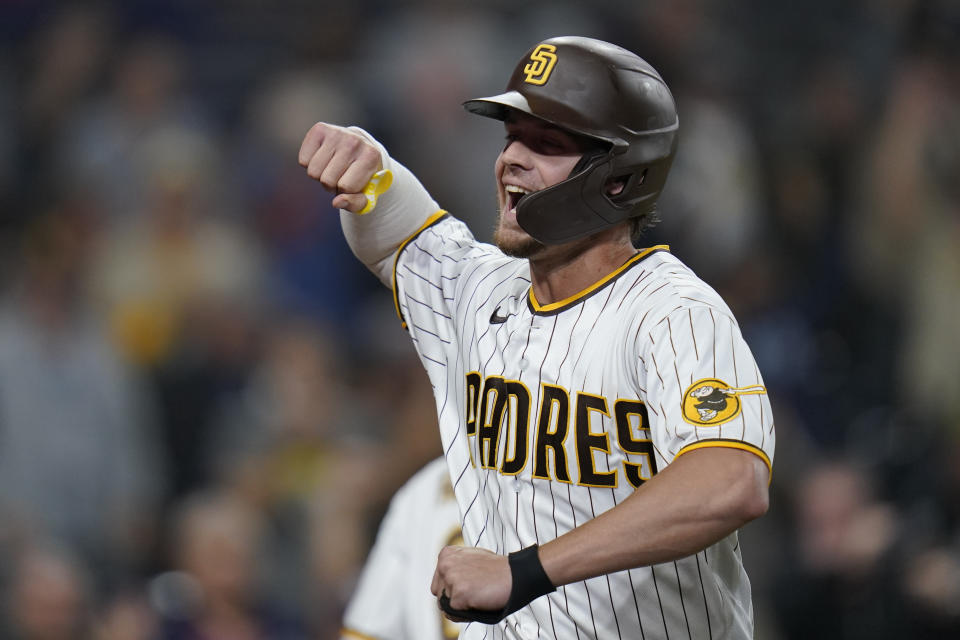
left=464, top=36, right=679, bottom=245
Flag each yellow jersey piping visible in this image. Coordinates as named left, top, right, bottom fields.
left=675, top=439, right=773, bottom=483
left=527, top=245, right=670, bottom=315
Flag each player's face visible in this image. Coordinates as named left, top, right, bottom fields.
left=494, top=113, right=588, bottom=257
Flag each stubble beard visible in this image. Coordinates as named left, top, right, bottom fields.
left=493, top=208, right=546, bottom=259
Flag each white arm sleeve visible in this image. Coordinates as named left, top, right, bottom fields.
left=340, top=127, right=442, bottom=286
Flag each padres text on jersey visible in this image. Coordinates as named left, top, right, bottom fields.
left=392, top=213, right=774, bottom=640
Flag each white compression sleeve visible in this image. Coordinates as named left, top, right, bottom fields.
left=339, top=127, right=441, bottom=286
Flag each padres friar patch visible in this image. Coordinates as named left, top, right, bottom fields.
left=682, top=379, right=767, bottom=426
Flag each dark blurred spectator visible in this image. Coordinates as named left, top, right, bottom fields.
left=885, top=429, right=960, bottom=639
left=205, top=316, right=392, bottom=630
left=350, top=295, right=445, bottom=491
left=233, top=67, right=377, bottom=335
left=0, top=210, right=165, bottom=590
left=18, top=5, right=113, bottom=151
left=901, top=545, right=960, bottom=639
left=849, top=2, right=960, bottom=433
left=654, top=95, right=763, bottom=276
left=89, top=124, right=262, bottom=365
left=0, top=542, right=92, bottom=640
left=772, top=461, right=905, bottom=639
left=92, top=589, right=159, bottom=640
left=629, top=1, right=765, bottom=279
left=4, top=5, right=114, bottom=235
left=86, top=123, right=264, bottom=502
left=59, top=32, right=214, bottom=220
left=353, top=3, right=516, bottom=238
left=153, top=488, right=308, bottom=640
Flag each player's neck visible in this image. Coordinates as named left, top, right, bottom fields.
left=528, top=229, right=637, bottom=305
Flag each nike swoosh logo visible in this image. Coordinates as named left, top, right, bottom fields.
left=490, top=306, right=510, bottom=324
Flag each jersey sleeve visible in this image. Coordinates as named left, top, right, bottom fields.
left=340, top=458, right=463, bottom=640
left=641, top=306, right=775, bottom=476
left=391, top=214, right=509, bottom=368
left=339, top=484, right=411, bottom=640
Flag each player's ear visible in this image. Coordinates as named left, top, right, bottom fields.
left=604, top=175, right=629, bottom=197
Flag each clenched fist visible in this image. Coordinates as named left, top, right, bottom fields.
left=431, top=546, right=511, bottom=620
left=298, top=122, right=382, bottom=214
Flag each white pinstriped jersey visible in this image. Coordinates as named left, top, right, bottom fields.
left=341, top=457, right=464, bottom=640
left=391, top=212, right=775, bottom=640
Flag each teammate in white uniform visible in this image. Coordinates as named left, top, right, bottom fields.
left=300, top=36, right=774, bottom=640
left=340, top=457, right=464, bottom=640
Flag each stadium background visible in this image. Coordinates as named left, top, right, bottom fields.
left=0, top=1, right=958, bottom=638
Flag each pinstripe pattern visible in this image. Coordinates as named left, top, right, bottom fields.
left=340, top=458, right=464, bottom=640
left=394, top=216, right=774, bottom=639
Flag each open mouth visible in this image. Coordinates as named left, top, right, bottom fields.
left=505, top=185, right=531, bottom=211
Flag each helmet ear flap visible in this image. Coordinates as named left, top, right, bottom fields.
left=568, top=144, right=610, bottom=178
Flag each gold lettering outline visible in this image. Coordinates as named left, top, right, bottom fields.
left=575, top=392, right=618, bottom=488
left=532, top=383, right=572, bottom=484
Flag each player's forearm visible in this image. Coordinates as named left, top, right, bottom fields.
left=537, top=447, right=769, bottom=587
left=339, top=128, right=441, bottom=285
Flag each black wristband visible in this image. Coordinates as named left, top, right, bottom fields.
left=438, top=544, right=556, bottom=624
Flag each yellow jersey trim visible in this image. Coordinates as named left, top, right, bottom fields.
left=391, top=210, right=449, bottom=329
left=528, top=245, right=670, bottom=315
left=340, top=629, right=379, bottom=640
left=675, top=439, right=773, bottom=481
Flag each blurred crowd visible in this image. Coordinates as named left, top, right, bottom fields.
left=0, top=0, right=957, bottom=638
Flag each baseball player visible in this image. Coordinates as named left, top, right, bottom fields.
left=300, top=36, right=774, bottom=639
left=340, top=457, right=464, bottom=640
